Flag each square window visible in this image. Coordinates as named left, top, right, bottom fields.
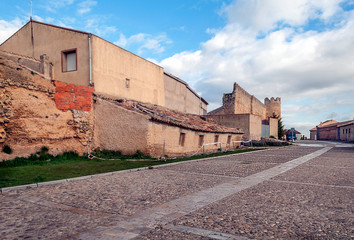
left=179, top=133, right=186, bottom=146
left=62, top=49, right=77, bottom=72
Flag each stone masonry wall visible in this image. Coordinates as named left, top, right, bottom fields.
left=0, top=56, right=93, bottom=160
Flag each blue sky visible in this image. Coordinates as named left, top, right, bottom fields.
left=1, top=0, right=354, bottom=137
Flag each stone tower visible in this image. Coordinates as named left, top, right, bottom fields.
left=264, top=97, right=281, bottom=119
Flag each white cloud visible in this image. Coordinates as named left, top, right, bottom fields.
left=0, top=18, right=24, bottom=44
left=84, top=19, right=116, bottom=36
left=115, top=32, right=172, bottom=55
left=78, top=0, right=97, bottom=14
left=159, top=0, right=354, bottom=134
left=44, top=0, right=75, bottom=12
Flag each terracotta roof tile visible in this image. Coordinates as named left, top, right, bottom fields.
left=96, top=95, right=243, bottom=134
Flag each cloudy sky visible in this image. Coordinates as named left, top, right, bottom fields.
left=1, top=0, right=353, bottom=136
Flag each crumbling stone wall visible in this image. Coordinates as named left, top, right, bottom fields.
left=0, top=56, right=93, bottom=160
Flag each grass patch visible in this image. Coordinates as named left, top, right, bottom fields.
left=0, top=148, right=261, bottom=188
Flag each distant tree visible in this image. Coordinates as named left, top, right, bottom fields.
left=272, top=113, right=285, bottom=139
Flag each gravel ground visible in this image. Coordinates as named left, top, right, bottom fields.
left=304, top=156, right=353, bottom=168
left=273, top=165, right=354, bottom=186
left=0, top=197, right=116, bottom=240
left=6, top=169, right=230, bottom=216
left=174, top=181, right=353, bottom=240
left=159, top=159, right=278, bottom=178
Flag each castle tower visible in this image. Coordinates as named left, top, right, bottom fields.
left=264, top=97, right=281, bottom=118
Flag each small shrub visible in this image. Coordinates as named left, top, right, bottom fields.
left=148, top=166, right=154, bottom=169
left=132, top=150, right=144, bottom=159
left=33, top=175, right=45, bottom=182
left=2, top=145, right=13, bottom=154
left=269, top=135, right=276, bottom=139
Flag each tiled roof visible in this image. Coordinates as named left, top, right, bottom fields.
left=96, top=95, right=243, bottom=134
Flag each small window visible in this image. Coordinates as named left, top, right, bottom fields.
left=349, top=129, right=351, bottom=134
left=199, top=135, right=204, bottom=147
left=62, top=49, right=77, bottom=72
left=346, top=129, right=348, bottom=134
left=126, top=78, right=130, bottom=88
left=214, top=135, right=219, bottom=145
left=179, top=133, right=186, bottom=146
left=343, top=129, right=345, bottom=134
left=227, top=135, right=231, bottom=145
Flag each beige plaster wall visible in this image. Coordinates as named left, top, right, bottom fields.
left=269, top=117, right=278, bottom=138
left=92, top=36, right=165, bottom=106
left=164, top=74, right=187, bottom=113
left=205, top=114, right=261, bottom=140
left=163, top=73, right=205, bottom=115
left=147, top=122, right=242, bottom=157
left=310, top=130, right=317, bottom=140
left=93, top=98, right=150, bottom=154
left=339, top=124, right=354, bottom=142
left=0, top=21, right=90, bottom=86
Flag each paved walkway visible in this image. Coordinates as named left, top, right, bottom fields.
left=0, top=141, right=353, bottom=239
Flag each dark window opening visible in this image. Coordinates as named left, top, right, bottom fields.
left=126, top=78, right=130, bottom=88
left=199, top=135, right=204, bottom=147
left=214, top=135, right=219, bottom=145
left=62, top=49, right=77, bottom=72
left=227, top=135, right=231, bottom=145
left=179, top=133, right=186, bottom=146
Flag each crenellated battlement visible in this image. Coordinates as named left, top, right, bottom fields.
left=265, top=97, right=281, bottom=118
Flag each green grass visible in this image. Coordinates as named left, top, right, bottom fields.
left=0, top=148, right=261, bottom=188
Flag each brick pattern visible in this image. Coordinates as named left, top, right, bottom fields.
left=54, top=81, right=94, bottom=111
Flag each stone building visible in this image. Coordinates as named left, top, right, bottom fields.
left=310, top=119, right=354, bottom=142
left=0, top=21, right=245, bottom=159
left=207, top=83, right=280, bottom=140
left=0, top=20, right=207, bottom=115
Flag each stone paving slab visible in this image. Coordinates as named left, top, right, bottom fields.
left=273, top=165, right=354, bottom=186
left=174, top=181, right=353, bottom=240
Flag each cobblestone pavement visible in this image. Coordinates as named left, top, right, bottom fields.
left=0, top=141, right=353, bottom=239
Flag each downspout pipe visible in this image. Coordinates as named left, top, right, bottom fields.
left=88, top=33, right=92, bottom=85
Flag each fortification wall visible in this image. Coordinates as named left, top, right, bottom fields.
left=265, top=97, right=281, bottom=118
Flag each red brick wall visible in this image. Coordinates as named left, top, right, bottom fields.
left=317, top=125, right=338, bottom=140
left=54, top=81, right=94, bottom=111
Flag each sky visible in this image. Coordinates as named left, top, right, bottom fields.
left=0, top=0, right=354, bottom=137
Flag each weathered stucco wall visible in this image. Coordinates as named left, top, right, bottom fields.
left=0, top=21, right=90, bottom=86
left=93, top=98, right=150, bottom=154
left=205, top=114, right=262, bottom=140
left=147, top=123, right=242, bottom=157
left=92, top=36, right=165, bottom=106
left=339, top=124, right=354, bottom=142
left=164, top=73, right=206, bottom=115
left=0, top=57, right=93, bottom=160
